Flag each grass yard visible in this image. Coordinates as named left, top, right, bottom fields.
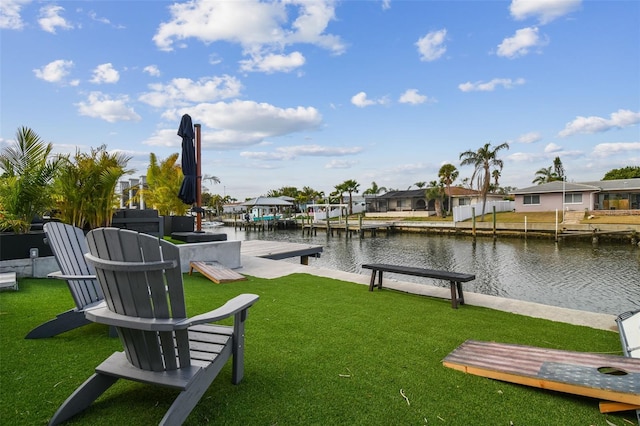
left=0, top=274, right=635, bottom=425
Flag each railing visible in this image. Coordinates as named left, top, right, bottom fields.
left=453, top=200, right=515, bottom=223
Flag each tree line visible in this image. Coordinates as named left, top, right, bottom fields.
left=3, top=126, right=637, bottom=232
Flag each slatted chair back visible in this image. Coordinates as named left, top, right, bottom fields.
left=44, top=222, right=103, bottom=310
left=85, top=227, right=190, bottom=371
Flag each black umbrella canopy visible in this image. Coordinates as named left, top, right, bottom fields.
left=177, top=114, right=196, bottom=205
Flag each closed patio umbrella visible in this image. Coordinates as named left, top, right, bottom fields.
left=177, top=114, right=196, bottom=205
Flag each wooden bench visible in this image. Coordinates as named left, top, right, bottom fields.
left=189, top=261, right=246, bottom=284
left=599, top=309, right=640, bottom=419
left=361, top=263, right=475, bottom=309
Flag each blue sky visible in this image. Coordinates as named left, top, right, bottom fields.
left=1, top=0, right=639, bottom=200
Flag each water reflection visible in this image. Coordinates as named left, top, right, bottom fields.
left=222, top=226, right=640, bottom=316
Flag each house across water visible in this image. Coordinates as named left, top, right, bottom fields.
left=511, top=178, right=640, bottom=214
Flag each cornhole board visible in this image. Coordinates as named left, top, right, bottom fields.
left=599, top=309, right=640, bottom=417
left=189, top=261, right=246, bottom=284
left=443, top=340, right=640, bottom=406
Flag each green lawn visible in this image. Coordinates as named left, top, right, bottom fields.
left=0, top=275, right=634, bottom=425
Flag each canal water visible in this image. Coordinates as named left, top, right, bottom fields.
left=220, top=226, right=640, bottom=316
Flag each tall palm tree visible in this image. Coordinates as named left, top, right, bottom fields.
left=339, top=179, right=360, bottom=215
left=414, top=181, right=426, bottom=189
left=459, top=142, right=509, bottom=219
left=438, top=163, right=458, bottom=215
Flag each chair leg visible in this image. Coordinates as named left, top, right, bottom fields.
left=25, top=309, right=91, bottom=339
left=48, top=373, right=118, bottom=425
left=159, top=358, right=229, bottom=426
left=232, top=311, right=248, bottom=384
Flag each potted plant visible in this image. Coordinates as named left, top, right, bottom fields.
left=0, top=127, right=60, bottom=260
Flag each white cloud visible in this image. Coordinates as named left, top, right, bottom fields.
left=139, top=75, right=242, bottom=108
left=382, top=0, right=391, bottom=11
left=239, top=51, right=305, bottom=73
left=147, top=100, right=322, bottom=149
left=351, top=91, right=388, bottom=107
left=241, top=144, right=362, bottom=161
left=559, top=109, right=640, bottom=137
left=76, top=92, right=141, bottom=123
left=497, top=27, right=547, bottom=58
left=544, top=142, right=562, bottom=153
left=153, top=0, right=344, bottom=73
left=416, top=29, right=447, bottom=62
left=398, top=89, right=427, bottom=105
left=38, top=4, right=73, bottom=34
left=33, top=59, right=73, bottom=83
left=510, top=0, right=581, bottom=25
left=325, top=159, right=356, bottom=169
left=507, top=152, right=538, bottom=162
left=186, top=100, right=322, bottom=134
left=90, top=63, right=120, bottom=84
left=143, top=65, right=161, bottom=77
left=516, top=132, right=542, bottom=144
left=592, top=142, right=640, bottom=158
left=0, top=0, right=30, bottom=30
left=458, top=78, right=525, bottom=92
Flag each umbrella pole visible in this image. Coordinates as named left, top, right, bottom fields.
left=195, top=123, right=202, bottom=232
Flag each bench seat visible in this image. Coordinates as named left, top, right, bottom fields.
left=361, top=263, right=475, bottom=309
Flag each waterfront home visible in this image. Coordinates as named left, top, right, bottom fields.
left=365, top=187, right=504, bottom=214
left=511, top=178, right=640, bottom=214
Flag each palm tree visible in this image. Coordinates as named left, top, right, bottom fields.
left=425, top=180, right=445, bottom=217
left=532, top=166, right=558, bottom=185
left=363, top=181, right=387, bottom=196
left=438, top=164, right=458, bottom=215
left=459, top=142, right=510, bottom=219
left=54, top=145, right=131, bottom=229
left=140, top=153, right=189, bottom=216
left=203, top=174, right=221, bottom=187
left=338, top=179, right=360, bottom=215
left=414, top=181, right=426, bottom=189
left=0, top=127, right=62, bottom=233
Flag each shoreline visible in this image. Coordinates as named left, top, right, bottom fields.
left=238, top=255, right=619, bottom=332
left=221, top=218, right=640, bottom=244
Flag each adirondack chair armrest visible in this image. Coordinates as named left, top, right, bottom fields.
left=176, top=293, right=260, bottom=327
left=86, top=306, right=186, bottom=331
left=47, top=270, right=97, bottom=281
left=85, top=294, right=259, bottom=331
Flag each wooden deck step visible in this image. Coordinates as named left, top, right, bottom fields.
left=188, top=261, right=246, bottom=284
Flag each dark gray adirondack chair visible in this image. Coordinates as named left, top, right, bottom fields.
left=25, top=222, right=105, bottom=339
left=48, top=228, right=259, bottom=426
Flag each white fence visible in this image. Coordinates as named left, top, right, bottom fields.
left=453, top=200, right=515, bottom=223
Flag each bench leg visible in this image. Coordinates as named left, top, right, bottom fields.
left=449, top=281, right=464, bottom=309
left=368, top=270, right=384, bottom=291
left=368, top=271, right=376, bottom=291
